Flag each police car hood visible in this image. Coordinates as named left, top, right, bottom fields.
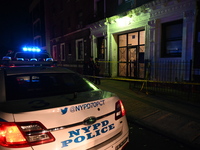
left=0, top=90, right=115, bottom=114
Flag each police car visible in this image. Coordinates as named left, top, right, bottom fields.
left=2, top=46, right=53, bottom=62
left=0, top=50, right=129, bottom=149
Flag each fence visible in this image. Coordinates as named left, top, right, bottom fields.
left=58, top=59, right=199, bottom=83
left=58, top=59, right=200, bottom=104
left=129, top=80, right=199, bottom=103
left=128, top=60, right=199, bottom=104
left=146, top=60, right=193, bottom=82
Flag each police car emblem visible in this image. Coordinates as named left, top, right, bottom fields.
left=83, top=116, right=97, bottom=125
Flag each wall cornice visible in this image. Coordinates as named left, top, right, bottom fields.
left=144, top=0, right=195, bottom=19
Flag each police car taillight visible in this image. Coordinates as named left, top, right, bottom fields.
left=115, top=100, right=126, bottom=120
left=0, top=121, right=55, bottom=148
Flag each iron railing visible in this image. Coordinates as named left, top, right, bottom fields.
left=57, top=60, right=200, bottom=104
left=145, top=60, right=194, bottom=82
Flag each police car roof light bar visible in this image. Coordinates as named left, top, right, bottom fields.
left=22, top=47, right=41, bottom=52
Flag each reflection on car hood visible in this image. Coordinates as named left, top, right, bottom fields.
left=0, top=90, right=117, bottom=113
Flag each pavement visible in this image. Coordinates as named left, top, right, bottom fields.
left=97, top=79, right=200, bottom=149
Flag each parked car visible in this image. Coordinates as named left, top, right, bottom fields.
left=0, top=61, right=129, bottom=150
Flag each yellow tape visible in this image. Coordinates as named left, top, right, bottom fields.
left=83, top=75, right=200, bottom=85
left=99, top=61, right=120, bottom=63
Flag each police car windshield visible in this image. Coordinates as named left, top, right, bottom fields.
left=15, top=52, right=50, bottom=59
left=5, top=73, right=95, bottom=101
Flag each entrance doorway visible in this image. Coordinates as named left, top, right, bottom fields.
left=118, top=30, right=145, bottom=78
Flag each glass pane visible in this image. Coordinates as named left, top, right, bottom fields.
left=139, top=46, right=145, bottom=52
left=119, top=63, right=126, bottom=76
left=139, top=63, right=145, bottom=78
left=119, top=47, right=127, bottom=62
left=119, top=34, right=127, bottom=47
left=166, top=24, right=182, bottom=39
left=166, top=40, right=182, bottom=55
left=128, top=32, right=138, bottom=46
left=78, top=41, right=84, bottom=59
left=140, top=31, right=145, bottom=45
left=61, top=44, right=65, bottom=60
left=53, top=46, right=57, bottom=60
left=97, top=37, right=105, bottom=59
left=128, top=63, right=135, bottom=77
left=128, top=48, right=136, bottom=62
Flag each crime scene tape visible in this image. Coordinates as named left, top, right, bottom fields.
left=83, top=75, right=200, bottom=86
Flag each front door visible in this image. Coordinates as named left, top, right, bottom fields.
left=118, top=30, right=145, bottom=78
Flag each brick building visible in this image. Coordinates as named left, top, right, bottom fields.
left=29, top=0, right=200, bottom=82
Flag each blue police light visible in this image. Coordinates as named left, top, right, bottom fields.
left=22, top=47, right=41, bottom=52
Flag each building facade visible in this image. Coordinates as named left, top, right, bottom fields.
left=29, top=0, right=49, bottom=52
left=29, top=0, right=200, bottom=82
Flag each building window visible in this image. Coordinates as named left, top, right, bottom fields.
left=68, top=43, right=72, bottom=55
left=97, top=37, right=106, bottom=59
left=52, top=25, right=56, bottom=38
left=94, top=0, right=104, bottom=19
left=34, top=37, right=41, bottom=47
left=161, top=19, right=183, bottom=57
left=60, top=20, right=64, bottom=35
left=33, top=21, right=41, bottom=36
left=118, top=0, right=132, bottom=5
left=60, top=43, right=65, bottom=61
left=67, top=17, right=71, bottom=28
left=77, top=11, right=83, bottom=29
left=52, top=45, right=57, bottom=61
left=76, top=39, right=84, bottom=61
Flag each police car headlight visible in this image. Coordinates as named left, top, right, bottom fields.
left=30, top=58, right=37, bottom=61
left=2, top=56, right=11, bottom=60
left=17, top=58, right=24, bottom=61
left=46, top=58, right=53, bottom=61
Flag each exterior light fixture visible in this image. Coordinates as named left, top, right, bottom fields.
left=116, top=16, right=132, bottom=27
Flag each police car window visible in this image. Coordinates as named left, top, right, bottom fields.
left=35, top=53, right=49, bottom=58
left=5, top=73, right=95, bottom=101
left=15, top=53, right=49, bottom=59
left=15, top=53, right=33, bottom=59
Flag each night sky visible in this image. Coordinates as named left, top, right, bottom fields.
left=0, top=0, right=32, bottom=57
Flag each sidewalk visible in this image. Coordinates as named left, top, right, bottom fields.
left=97, top=79, right=200, bottom=149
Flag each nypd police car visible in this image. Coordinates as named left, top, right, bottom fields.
left=2, top=46, right=53, bottom=62
left=0, top=53, right=129, bottom=149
